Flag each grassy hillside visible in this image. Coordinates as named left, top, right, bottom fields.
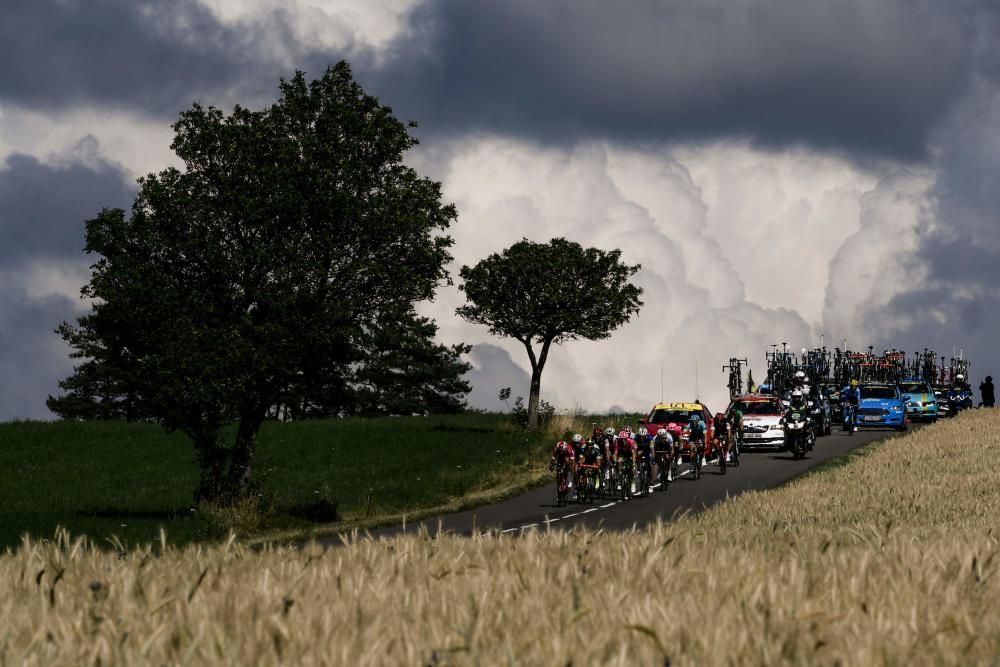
left=3, top=410, right=998, bottom=665
left=0, top=412, right=629, bottom=549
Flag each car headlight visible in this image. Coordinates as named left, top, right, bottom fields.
left=892, top=405, right=903, bottom=412
left=907, top=402, right=918, bottom=407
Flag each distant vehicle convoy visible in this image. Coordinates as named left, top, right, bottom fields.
left=552, top=344, right=980, bottom=504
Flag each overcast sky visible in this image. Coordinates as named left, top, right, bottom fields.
left=2, top=0, right=999, bottom=419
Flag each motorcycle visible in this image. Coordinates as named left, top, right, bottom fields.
left=783, top=409, right=812, bottom=460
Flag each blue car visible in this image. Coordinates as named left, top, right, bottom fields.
left=897, top=379, right=938, bottom=423
left=857, top=384, right=907, bottom=430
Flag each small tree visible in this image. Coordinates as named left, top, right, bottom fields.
left=457, top=238, right=643, bottom=428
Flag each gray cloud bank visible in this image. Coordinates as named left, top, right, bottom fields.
left=2, top=1, right=993, bottom=161
left=376, top=0, right=984, bottom=161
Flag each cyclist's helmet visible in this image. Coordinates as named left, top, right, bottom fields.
left=618, top=430, right=629, bottom=440
left=791, top=389, right=803, bottom=400
left=625, top=425, right=634, bottom=435
left=689, top=413, right=701, bottom=422
left=850, top=379, right=859, bottom=387
left=667, top=422, right=683, bottom=436
left=656, top=428, right=667, bottom=437
left=605, top=426, right=615, bottom=437
left=956, top=374, right=965, bottom=382
left=572, top=433, right=583, bottom=444
left=637, top=427, right=648, bottom=437
left=795, top=370, right=806, bottom=381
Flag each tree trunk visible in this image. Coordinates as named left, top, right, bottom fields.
left=193, top=430, right=227, bottom=504
left=527, top=367, right=542, bottom=429
left=224, top=409, right=264, bottom=499
left=524, top=337, right=552, bottom=430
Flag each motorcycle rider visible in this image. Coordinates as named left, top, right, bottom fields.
left=785, top=389, right=814, bottom=450
left=951, top=374, right=972, bottom=413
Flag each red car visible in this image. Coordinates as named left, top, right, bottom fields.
left=640, top=401, right=714, bottom=460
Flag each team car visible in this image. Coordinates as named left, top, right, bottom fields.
left=896, top=379, right=938, bottom=423
left=857, top=384, right=907, bottom=430
left=641, top=401, right=714, bottom=460
left=728, top=394, right=786, bottom=449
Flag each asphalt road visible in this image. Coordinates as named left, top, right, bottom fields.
left=329, top=428, right=889, bottom=542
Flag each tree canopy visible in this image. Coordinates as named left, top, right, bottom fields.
left=54, top=62, right=458, bottom=502
left=457, top=237, right=642, bottom=427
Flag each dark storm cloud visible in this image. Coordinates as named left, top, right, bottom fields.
left=0, top=288, right=78, bottom=421
left=2, top=1, right=990, bottom=159
left=368, top=0, right=986, bottom=160
left=0, top=144, right=134, bottom=419
left=0, top=0, right=346, bottom=116
left=0, top=143, right=135, bottom=265
left=869, top=86, right=1000, bottom=383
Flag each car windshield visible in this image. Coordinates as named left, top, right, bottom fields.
left=730, top=401, right=781, bottom=415
left=899, top=383, right=928, bottom=394
left=648, top=409, right=697, bottom=424
left=861, top=386, right=897, bottom=399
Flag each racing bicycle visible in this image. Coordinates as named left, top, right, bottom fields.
left=637, top=456, right=653, bottom=497
left=617, top=457, right=635, bottom=500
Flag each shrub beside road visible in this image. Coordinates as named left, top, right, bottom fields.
left=3, top=411, right=999, bottom=664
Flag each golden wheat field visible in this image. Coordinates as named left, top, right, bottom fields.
left=4, top=411, right=1000, bottom=666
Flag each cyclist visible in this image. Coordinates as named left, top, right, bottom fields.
left=615, top=429, right=636, bottom=497
left=841, top=379, right=860, bottom=432
left=549, top=438, right=576, bottom=498
left=653, top=427, right=674, bottom=484
left=688, top=413, right=707, bottom=473
left=634, top=426, right=655, bottom=493
left=666, top=422, right=684, bottom=475
left=578, top=436, right=603, bottom=494
left=571, top=433, right=585, bottom=459
left=728, top=405, right=744, bottom=449
left=712, top=412, right=730, bottom=470
left=597, top=426, right=616, bottom=489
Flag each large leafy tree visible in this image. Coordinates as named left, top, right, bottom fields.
left=457, top=238, right=643, bottom=428
left=56, top=62, right=456, bottom=503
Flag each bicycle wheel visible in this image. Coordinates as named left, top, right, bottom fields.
left=692, top=452, right=701, bottom=480
left=732, top=441, right=741, bottom=467
left=719, top=444, right=727, bottom=475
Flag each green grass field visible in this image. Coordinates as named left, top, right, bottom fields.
left=0, top=412, right=629, bottom=549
